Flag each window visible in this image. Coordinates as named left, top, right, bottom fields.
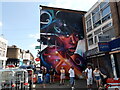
left=0, top=50, right=2, bottom=56
left=86, top=19, right=92, bottom=32
left=102, top=5, right=111, bottom=17
left=87, top=26, right=92, bottom=32
left=102, top=22, right=112, bottom=31
left=87, top=34, right=92, bottom=38
left=88, top=38, right=94, bottom=46
left=94, top=28, right=101, bottom=35
left=92, top=12, right=101, bottom=23
left=94, top=36, right=98, bottom=43
left=100, top=2, right=108, bottom=9
left=92, top=7, right=99, bottom=15
left=86, top=14, right=91, bottom=21
left=102, top=13, right=111, bottom=23
left=87, top=34, right=93, bottom=46
left=2, top=51, right=5, bottom=57
left=87, top=19, right=92, bottom=28
left=93, top=20, right=101, bottom=28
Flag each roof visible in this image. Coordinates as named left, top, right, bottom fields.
left=40, top=5, right=87, bottom=14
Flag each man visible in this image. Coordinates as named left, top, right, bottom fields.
left=85, top=64, right=93, bottom=89
left=69, top=67, right=75, bottom=89
left=49, top=66, right=55, bottom=84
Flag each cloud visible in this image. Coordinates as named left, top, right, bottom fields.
left=29, top=42, right=39, bottom=48
left=0, top=21, right=2, bottom=27
left=47, top=0, right=98, bottom=11
left=29, top=33, right=39, bottom=39
left=1, top=0, right=54, bottom=2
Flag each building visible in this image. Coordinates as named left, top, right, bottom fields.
left=0, top=36, right=8, bottom=69
left=6, top=45, right=34, bottom=67
left=84, top=1, right=120, bottom=78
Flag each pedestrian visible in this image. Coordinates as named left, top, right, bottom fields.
left=85, top=64, right=93, bottom=89
left=42, top=67, right=47, bottom=88
left=49, top=66, right=56, bottom=84
left=60, top=67, right=65, bottom=85
left=68, top=66, right=75, bottom=89
left=93, top=67, right=104, bottom=88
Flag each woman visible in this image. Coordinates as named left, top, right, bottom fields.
left=60, top=67, right=65, bottom=85
left=42, top=67, right=47, bottom=88
left=93, top=67, right=104, bottom=88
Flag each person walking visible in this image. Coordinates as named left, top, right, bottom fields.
left=42, top=67, right=47, bottom=88
left=69, top=66, right=75, bottom=89
left=85, top=64, right=93, bottom=89
left=93, top=67, right=104, bottom=88
left=60, top=67, right=65, bottom=85
left=49, top=66, right=55, bottom=84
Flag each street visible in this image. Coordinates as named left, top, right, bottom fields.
left=33, top=79, right=97, bottom=90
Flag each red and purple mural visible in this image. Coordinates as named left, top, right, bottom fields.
left=40, top=6, right=86, bottom=78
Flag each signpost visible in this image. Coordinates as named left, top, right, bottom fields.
left=35, top=46, right=40, bottom=49
left=35, top=58, right=40, bottom=62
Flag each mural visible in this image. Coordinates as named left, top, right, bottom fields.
left=40, top=6, right=86, bottom=78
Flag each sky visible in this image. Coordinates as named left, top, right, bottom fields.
left=0, top=0, right=98, bottom=58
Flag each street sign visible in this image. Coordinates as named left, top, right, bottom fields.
left=35, top=58, right=40, bottom=62
left=35, top=46, right=40, bottom=49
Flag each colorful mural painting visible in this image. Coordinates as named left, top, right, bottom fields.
left=40, top=6, right=86, bottom=78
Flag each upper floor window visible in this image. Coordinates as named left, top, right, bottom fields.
left=87, top=34, right=94, bottom=46
left=102, top=22, right=112, bottom=31
left=100, top=2, right=108, bottom=9
left=86, top=14, right=91, bottom=21
left=102, top=5, right=111, bottom=17
left=92, top=12, right=101, bottom=23
left=94, top=28, right=101, bottom=35
left=87, top=19, right=92, bottom=28
left=92, top=7, right=99, bottom=15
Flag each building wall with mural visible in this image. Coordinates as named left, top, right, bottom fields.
left=40, top=6, right=86, bottom=78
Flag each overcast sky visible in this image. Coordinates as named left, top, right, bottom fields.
left=0, top=0, right=98, bottom=58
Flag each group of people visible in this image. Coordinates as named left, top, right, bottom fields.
left=39, top=66, right=75, bottom=88
left=84, top=64, right=107, bottom=89
left=60, top=66, right=75, bottom=89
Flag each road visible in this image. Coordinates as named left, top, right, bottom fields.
left=32, top=79, right=97, bottom=90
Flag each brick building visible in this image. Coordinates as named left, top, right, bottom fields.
left=84, top=1, right=120, bottom=78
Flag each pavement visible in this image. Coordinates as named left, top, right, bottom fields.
left=32, top=79, right=98, bottom=90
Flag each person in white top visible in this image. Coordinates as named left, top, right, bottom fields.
left=85, top=64, right=93, bottom=89
left=93, top=67, right=104, bottom=88
left=69, top=66, right=75, bottom=88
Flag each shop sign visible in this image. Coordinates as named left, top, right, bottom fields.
left=98, top=42, right=110, bottom=52
left=109, top=38, right=120, bottom=51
